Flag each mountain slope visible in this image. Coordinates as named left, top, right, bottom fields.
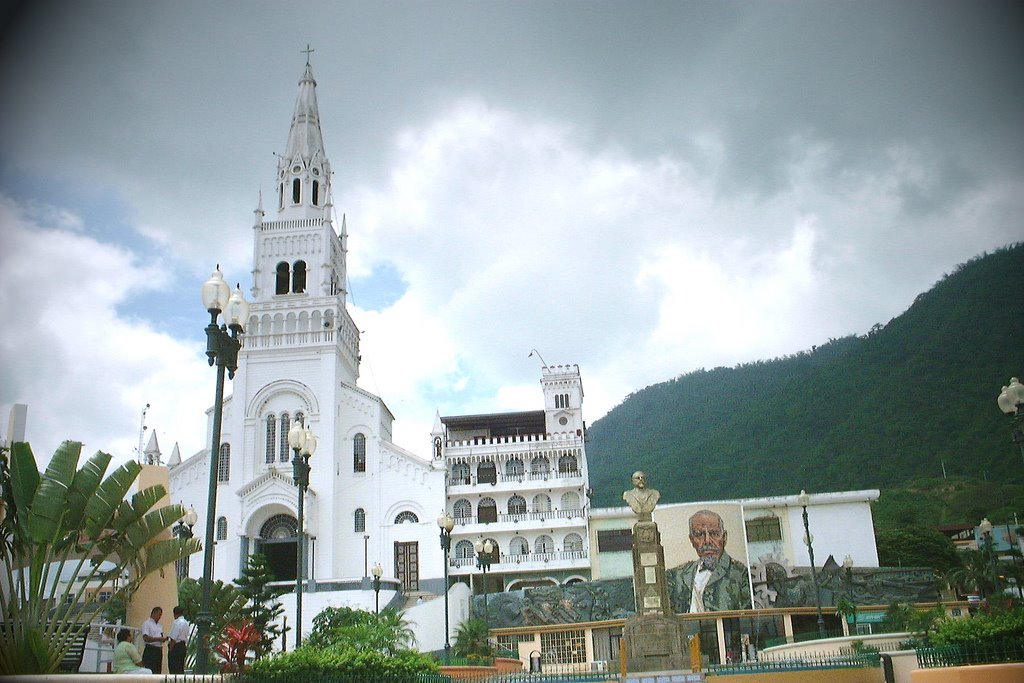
left=586, top=243, right=1024, bottom=507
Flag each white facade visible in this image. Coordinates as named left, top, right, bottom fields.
left=438, top=364, right=592, bottom=591
left=170, top=62, right=447, bottom=642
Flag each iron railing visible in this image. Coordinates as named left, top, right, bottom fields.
left=708, top=650, right=880, bottom=676
left=916, top=642, right=1024, bottom=668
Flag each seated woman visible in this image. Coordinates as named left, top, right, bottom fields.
left=113, top=628, right=151, bottom=674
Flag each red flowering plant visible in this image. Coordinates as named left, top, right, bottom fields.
left=214, top=620, right=261, bottom=673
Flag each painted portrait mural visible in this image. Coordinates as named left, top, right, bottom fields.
left=653, top=503, right=754, bottom=613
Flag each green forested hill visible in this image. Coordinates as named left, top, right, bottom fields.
left=586, top=243, right=1024, bottom=511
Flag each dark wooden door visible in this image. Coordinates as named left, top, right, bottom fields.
left=395, top=541, right=419, bottom=591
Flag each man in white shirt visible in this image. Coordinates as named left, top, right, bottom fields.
left=167, top=605, right=191, bottom=674
left=140, top=606, right=167, bottom=673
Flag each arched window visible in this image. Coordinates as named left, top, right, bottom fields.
left=477, top=460, right=496, bottom=484
left=505, top=458, right=524, bottom=479
left=312, top=180, right=320, bottom=206
left=275, top=262, right=290, bottom=295
left=509, top=536, right=529, bottom=556
left=354, top=508, right=366, bottom=533
left=564, top=532, right=584, bottom=553
left=454, top=540, right=474, bottom=560
left=507, top=495, right=527, bottom=516
left=532, top=494, right=551, bottom=513
left=217, top=443, right=230, bottom=482
left=395, top=511, right=419, bottom=524
left=279, top=414, right=291, bottom=462
left=353, top=433, right=366, bottom=472
left=453, top=499, right=472, bottom=519
left=530, top=456, right=550, bottom=476
left=560, top=491, right=580, bottom=510
left=265, top=415, right=276, bottom=464
left=478, top=497, right=497, bottom=524
left=451, top=462, right=470, bottom=485
left=260, top=514, right=297, bottom=539
left=292, top=260, right=306, bottom=294
left=535, top=534, right=553, bottom=554
left=216, top=517, right=228, bottom=541
left=558, top=454, right=578, bottom=475
left=292, top=178, right=301, bottom=204
left=294, top=411, right=304, bottom=428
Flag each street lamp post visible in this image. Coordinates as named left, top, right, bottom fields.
left=173, top=506, right=198, bottom=579
left=289, top=421, right=317, bottom=648
left=474, top=539, right=494, bottom=628
left=195, top=266, right=249, bottom=674
left=437, top=512, right=455, bottom=662
left=798, top=490, right=826, bottom=639
left=371, top=562, right=383, bottom=614
left=997, top=378, right=1024, bottom=469
left=980, top=517, right=999, bottom=598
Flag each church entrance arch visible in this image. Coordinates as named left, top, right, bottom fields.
left=255, top=514, right=299, bottom=582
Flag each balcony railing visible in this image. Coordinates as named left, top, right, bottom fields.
left=449, top=469, right=583, bottom=487
left=452, top=508, right=586, bottom=526
left=449, top=549, right=588, bottom=568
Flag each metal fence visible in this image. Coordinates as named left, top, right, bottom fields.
left=707, top=650, right=881, bottom=676
left=916, top=642, right=1024, bottom=668
left=232, top=674, right=620, bottom=683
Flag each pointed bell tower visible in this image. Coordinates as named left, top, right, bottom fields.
left=246, top=58, right=359, bottom=384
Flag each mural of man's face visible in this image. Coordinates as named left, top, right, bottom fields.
left=689, top=512, right=727, bottom=570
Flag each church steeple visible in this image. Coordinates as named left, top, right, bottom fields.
left=276, top=60, right=331, bottom=221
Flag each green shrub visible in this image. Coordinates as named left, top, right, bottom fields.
left=245, top=646, right=439, bottom=681
left=930, top=607, right=1024, bottom=649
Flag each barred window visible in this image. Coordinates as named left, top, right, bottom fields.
left=354, top=508, right=366, bottom=533
left=509, top=536, right=529, bottom=555
left=535, top=534, right=554, bottom=554
left=395, top=511, right=419, bottom=524
left=530, top=456, right=550, bottom=476
left=564, top=532, right=584, bottom=552
left=505, top=458, right=524, bottom=478
left=216, top=516, right=228, bottom=541
left=451, top=462, right=470, bottom=485
left=746, top=516, right=782, bottom=542
left=532, top=493, right=551, bottom=513
left=539, top=629, right=587, bottom=666
left=453, top=499, right=472, bottom=519
left=353, top=433, right=366, bottom=472
left=478, top=497, right=498, bottom=524
left=557, top=454, right=578, bottom=474
left=265, top=415, right=276, bottom=464
left=477, top=460, right=497, bottom=484
left=217, top=443, right=230, bottom=483
left=455, top=540, right=474, bottom=559
left=560, top=491, right=580, bottom=510
left=507, top=495, right=527, bottom=515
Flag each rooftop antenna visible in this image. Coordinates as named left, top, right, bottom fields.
left=135, top=403, right=150, bottom=463
left=528, top=349, right=548, bottom=369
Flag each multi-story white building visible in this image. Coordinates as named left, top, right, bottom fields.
left=437, top=364, right=592, bottom=593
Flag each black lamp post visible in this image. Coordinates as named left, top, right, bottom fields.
left=195, top=266, right=249, bottom=674
left=173, top=506, right=198, bottom=579
left=798, top=490, right=826, bottom=639
left=997, top=378, right=1024, bottom=469
left=371, top=562, right=383, bottom=614
left=474, top=539, right=494, bottom=628
left=437, top=512, right=454, bottom=662
left=980, top=517, right=999, bottom=598
left=289, top=421, right=317, bottom=648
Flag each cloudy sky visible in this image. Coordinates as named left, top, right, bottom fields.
left=1, top=1, right=1021, bottom=468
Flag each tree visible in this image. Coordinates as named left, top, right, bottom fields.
left=177, top=576, right=247, bottom=664
left=875, top=525, right=961, bottom=572
left=306, top=606, right=416, bottom=655
left=0, top=441, right=199, bottom=675
left=233, top=553, right=286, bottom=659
left=948, top=548, right=999, bottom=599
left=453, top=618, right=494, bottom=659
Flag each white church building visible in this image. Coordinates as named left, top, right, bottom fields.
left=167, top=59, right=594, bottom=649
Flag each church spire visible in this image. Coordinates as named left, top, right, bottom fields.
left=276, top=57, right=331, bottom=220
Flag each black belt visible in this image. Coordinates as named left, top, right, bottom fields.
left=145, top=644, right=162, bottom=648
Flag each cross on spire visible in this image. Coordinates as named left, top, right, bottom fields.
left=302, top=44, right=315, bottom=65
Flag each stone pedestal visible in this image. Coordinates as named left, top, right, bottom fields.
left=624, top=521, right=691, bottom=672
